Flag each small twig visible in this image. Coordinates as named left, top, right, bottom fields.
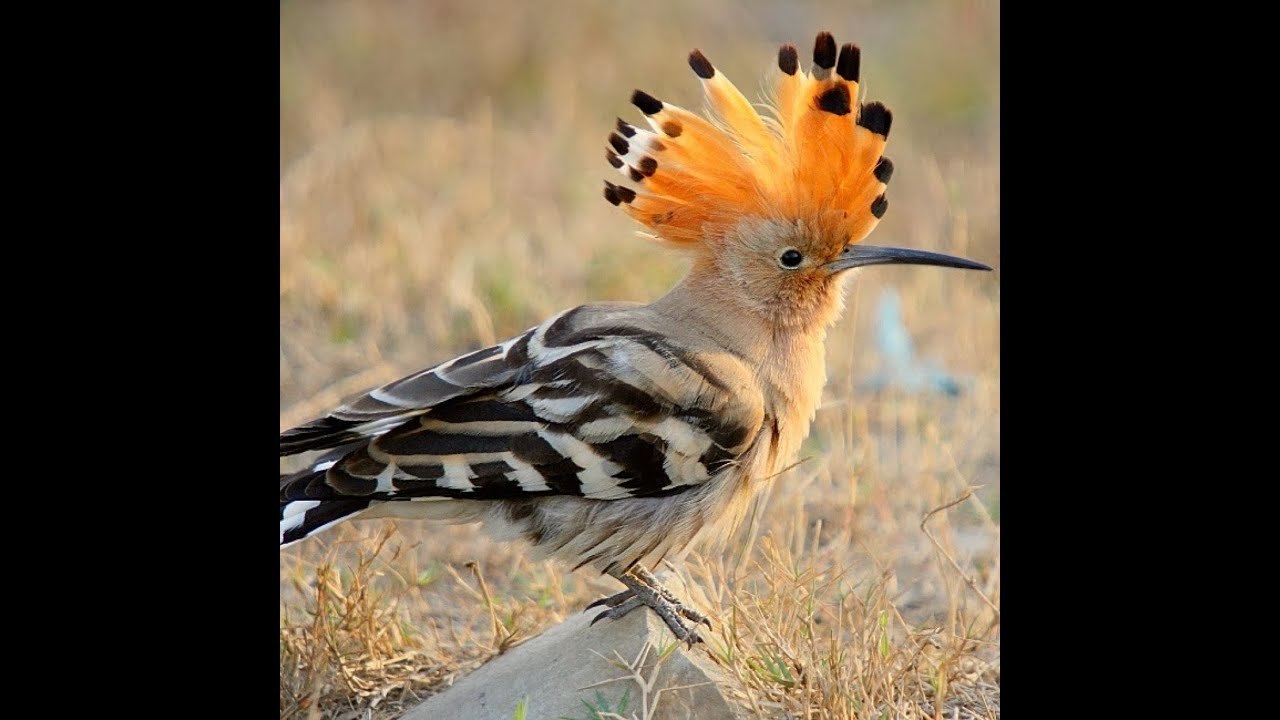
left=920, top=491, right=999, bottom=620
left=465, top=561, right=504, bottom=648
left=581, top=640, right=701, bottom=720
left=941, top=444, right=1000, bottom=532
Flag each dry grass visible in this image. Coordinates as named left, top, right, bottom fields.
left=280, top=1, right=999, bottom=717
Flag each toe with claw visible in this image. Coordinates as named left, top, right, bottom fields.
left=584, top=565, right=711, bottom=647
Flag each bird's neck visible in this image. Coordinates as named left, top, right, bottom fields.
left=649, top=267, right=775, bottom=362
left=650, top=262, right=844, bottom=462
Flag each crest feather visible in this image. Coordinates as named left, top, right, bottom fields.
left=605, top=32, right=894, bottom=253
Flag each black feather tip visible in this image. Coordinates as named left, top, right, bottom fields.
left=873, top=157, right=894, bottom=183
left=603, top=182, right=636, bottom=205
left=608, top=132, right=629, bottom=154
left=688, top=49, right=715, bottom=79
left=615, top=118, right=636, bottom=138
left=870, top=193, right=888, bottom=219
left=857, top=101, right=893, bottom=137
left=836, top=43, right=860, bottom=82
left=815, top=84, right=851, bottom=116
left=631, top=89, right=663, bottom=116
left=778, top=44, right=798, bottom=75
left=813, top=32, right=836, bottom=69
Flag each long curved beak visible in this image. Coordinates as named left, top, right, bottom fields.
left=826, top=244, right=992, bottom=273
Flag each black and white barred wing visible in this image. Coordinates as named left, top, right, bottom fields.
left=280, top=306, right=765, bottom=545
left=280, top=330, right=536, bottom=456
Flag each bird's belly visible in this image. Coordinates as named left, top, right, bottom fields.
left=473, top=470, right=750, bottom=575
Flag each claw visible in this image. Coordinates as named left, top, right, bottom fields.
left=590, top=596, right=644, bottom=626
left=672, top=602, right=711, bottom=627
left=585, top=588, right=634, bottom=611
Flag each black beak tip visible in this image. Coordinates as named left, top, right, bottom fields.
left=835, top=244, right=995, bottom=272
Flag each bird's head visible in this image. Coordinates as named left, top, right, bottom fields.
left=604, top=32, right=989, bottom=331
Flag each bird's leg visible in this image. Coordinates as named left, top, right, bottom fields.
left=587, top=564, right=709, bottom=646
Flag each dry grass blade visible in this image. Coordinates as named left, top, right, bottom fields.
left=921, top=489, right=1000, bottom=620
left=279, top=529, right=496, bottom=719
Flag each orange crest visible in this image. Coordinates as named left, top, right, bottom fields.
left=604, top=32, right=893, bottom=255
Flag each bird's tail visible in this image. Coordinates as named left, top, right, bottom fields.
left=280, top=454, right=373, bottom=547
left=280, top=495, right=373, bottom=547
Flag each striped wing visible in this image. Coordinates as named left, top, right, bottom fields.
left=280, top=331, right=535, bottom=456
left=281, top=305, right=765, bottom=510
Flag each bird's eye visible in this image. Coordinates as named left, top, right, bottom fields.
left=779, top=248, right=804, bottom=269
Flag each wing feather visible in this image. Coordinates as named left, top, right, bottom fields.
left=279, top=331, right=534, bottom=455
left=279, top=305, right=766, bottom=512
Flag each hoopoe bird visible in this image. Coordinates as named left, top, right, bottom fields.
left=280, top=31, right=991, bottom=645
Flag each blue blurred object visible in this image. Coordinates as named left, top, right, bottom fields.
left=858, top=289, right=967, bottom=397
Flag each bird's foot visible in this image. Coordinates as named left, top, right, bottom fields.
left=586, top=566, right=710, bottom=647
left=629, top=565, right=712, bottom=629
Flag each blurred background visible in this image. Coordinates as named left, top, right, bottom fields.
left=281, top=1, right=998, bottom=717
